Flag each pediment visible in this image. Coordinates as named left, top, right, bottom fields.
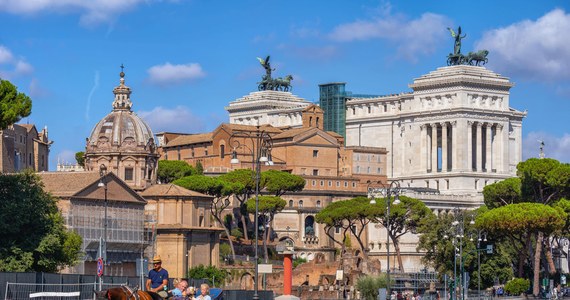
left=293, top=129, right=339, bottom=146
left=73, top=172, right=146, bottom=204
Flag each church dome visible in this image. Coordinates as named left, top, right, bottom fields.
left=86, top=70, right=155, bottom=152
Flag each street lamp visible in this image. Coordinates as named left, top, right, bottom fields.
left=470, top=230, right=487, bottom=300
left=97, top=164, right=108, bottom=290
left=367, top=180, right=401, bottom=297
left=450, top=208, right=473, bottom=300
left=230, top=125, right=273, bottom=300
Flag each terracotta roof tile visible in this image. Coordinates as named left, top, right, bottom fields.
left=166, top=133, right=213, bottom=147
left=140, top=183, right=212, bottom=198
left=38, top=171, right=101, bottom=197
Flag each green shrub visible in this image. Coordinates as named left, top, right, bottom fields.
left=504, top=278, right=530, bottom=295
left=219, top=243, right=232, bottom=257
left=356, top=275, right=389, bottom=300
left=293, top=257, right=307, bottom=269
left=187, top=265, right=228, bottom=287
left=231, top=228, right=243, bottom=241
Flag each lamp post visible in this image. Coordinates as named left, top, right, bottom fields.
left=470, top=230, right=487, bottom=300
left=230, top=125, right=273, bottom=300
left=367, top=180, right=401, bottom=297
left=450, top=208, right=474, bottom=300
left=98, top=164, right=108, bottom=290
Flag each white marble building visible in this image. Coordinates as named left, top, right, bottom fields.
left=226, top=90, right=313, bottom=127
left=346, top=65, right=526, bottom=203
left=348, top=65, right=526, bottom=271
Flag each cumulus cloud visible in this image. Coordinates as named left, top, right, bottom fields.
left=0, top=44, right=33, bottom=79
left=137, top=106, right=206, bottom=133
left=0, top=0, right=148, bottom=26
left=476, top=9, right=570, bottom=82
left=146, top=63, right=206, bottom=86
left=328, top=9, right=449, bottom=62
left=522, top=131, right=570, bottom=163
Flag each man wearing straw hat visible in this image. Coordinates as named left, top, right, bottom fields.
left=146, top=255, right=169, bottom=298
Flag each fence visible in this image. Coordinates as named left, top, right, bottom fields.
left=0, top=272, right=139, bottom=300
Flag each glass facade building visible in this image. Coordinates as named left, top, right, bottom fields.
left=319, top=83, right=347, bottom=140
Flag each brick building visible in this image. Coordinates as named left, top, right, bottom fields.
left=0, top=123, right=52, bottom=173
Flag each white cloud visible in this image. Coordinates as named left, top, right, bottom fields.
left=522, top=131, right=570, bottom=163
left=146, top=63, right=206, bottom=86
left=0, top=46, right=14, bottom=64
left=0, top=44, right=33, bottom=79
left=476, top=9, right=570, bottom=82
left=328, top=11, right=450, bottom=62
left=0, top=0, right=147, bottom=26
left=137, top=106, right=206, bottom=133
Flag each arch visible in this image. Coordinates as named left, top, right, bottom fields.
left=289, top=200, right=293, bottom=208
left=316, top=200, right=321, bottom=208
left=240, top=273, right=254, bottom=290
left=299, top=200, right=304, bottom=208
left=304, top=215, right=315, bottom=236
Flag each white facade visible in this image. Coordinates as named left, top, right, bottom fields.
left=226, top=90, right=313, bottom=127
left=346, top=66, right=525, bottom=204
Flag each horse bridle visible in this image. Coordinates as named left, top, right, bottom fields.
left=119, top=285, right=140, bottom=300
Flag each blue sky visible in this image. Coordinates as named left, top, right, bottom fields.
left=1, top=0, right=569, bottom=170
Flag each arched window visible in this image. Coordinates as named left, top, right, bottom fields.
left=220, top=144, right=225, bottom=158
left=289, top=200, right=293, bottom=208
left=299, top=200, right=304, bottom=208
left=316, top=200, right=321, bottom=208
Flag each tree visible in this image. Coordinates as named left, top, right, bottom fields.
left=315, top=197, right=382, bottom=259
left=75, top=151, right=85, bottom=167
left=157, top=160, right=196, bottom=183
left=0, top=171, right=82, bottom=272
left=218, top=169, right=256, bottom=241
left=0, top=79, right=32, bottom=130
left=477, top=202, right=566, bottom=296
left=195, top=161, right=204, bottom=175
left=372, top=195, right=434, bottom=271
left=261, top=170, right=305, bottom=197
left=356, top=274, right=389, bottom=300
left=516, top=158, right=570, bottom=204
left=483, top=177, right=521, bottom=209
left=173, top=175, right=242, bottom=259
left=246, top=195, right=286, bottom=261
left=187, top=264, right=228, bottom=286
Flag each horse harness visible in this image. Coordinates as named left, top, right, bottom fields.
left=114, top=285, right=141, bottom=300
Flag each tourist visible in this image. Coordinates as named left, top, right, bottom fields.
left=146, top=255, right=169, bottom=298
left=195, top=283, right=211, bottom=300
left=171, top=280, right=189, bottom=299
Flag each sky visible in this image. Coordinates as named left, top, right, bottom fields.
left=1, top=0, right=569, bottom=170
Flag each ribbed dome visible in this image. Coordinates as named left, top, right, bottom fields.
left=87, top=110, right=154, bottom=150
left=86, top=70, right=155, bottom=152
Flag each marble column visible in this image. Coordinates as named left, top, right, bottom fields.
left=431, top=123, right=438, bottom=172
left=442, top=122, right=448, bottom=172
left=420, top=124, right=427, bottom=172
left=467, top=121, right=473, bottom=171
left=496, top=124, right=504, bottom=173
left=476, top=122, right=483, bottom=172
left=486, top=123, right=492, bottom=172
left=451, top=121, right=457, bottom=171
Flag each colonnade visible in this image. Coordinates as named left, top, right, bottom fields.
left=420, top=121, right=504, bottom=173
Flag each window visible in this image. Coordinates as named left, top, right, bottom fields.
left=204, top=148, right=208, bottom=156
left=177, top=147, right=181, bottom=160
left=299, top=200, right=304, bottom=208
left=289, top=200, right=293, bottom=208
left=29, top=153, right=32, bottom=165
left=352, top=182, right=356, bottom=187
left=367, top=106, right=371, bottom=113
left=312, top=180, right=316, bottom=186
left=344, top=181, right=348, bottom=187
left=125, top=168, right=134, bottom=181
left=377, top=167, right=381, bottom=174
left=328, top=181, right=332, bottom=186
left=356, top=166, right=360, bottom=173
left=316, top=200, right=321, bottom=208
left=313, top=150, right=319, bottom=157
left=191, top=147, right=195, bottom=158
left=367, top=167, right=370, bottom=174
left=220, top=144, right=225, bottom=158
left=320, top=180, right=324, bottom=186
left=335, top=226, right=341, bottom=234
left=313, top=169, right=319, bottom=176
